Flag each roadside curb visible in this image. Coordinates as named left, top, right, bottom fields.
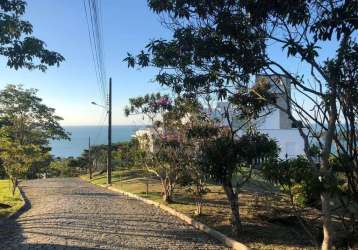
left=89, top=180, right=250, bottom=250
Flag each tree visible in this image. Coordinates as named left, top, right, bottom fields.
left=77, top=140, right=141, bottom=178
left=83, top=144, right=108, bottom=174
left=27, top=152, right=52, bottom=179
left=0, top=85, right=69, bottom=194
left=262, top=156, right=321, bottom=246
left=0, top=120, right=6, bottom=179
left=0, top=139, right=42, bottom=195
left=177, top=107, right=214, bottom=215
left=158, top=97, right=214, bottom=207
left=126, top=94, right=196, bottom=203
left=125, top=1, right=358, bottom=248
left=112, top=140, right=141, bottom=169
left=200, top=131, right=278, bottom=235
left=49, top=158, right=77, bottom=177
left=263, top=156, right=321, bottom=207
left=0, top=159, right=5, bottom=179
left=0, top=0, right=64, bottom=71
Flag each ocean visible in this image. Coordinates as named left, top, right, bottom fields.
left=50, top=125, right=145, bottom=158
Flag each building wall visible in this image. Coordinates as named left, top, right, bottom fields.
left=256, top=108, right=280, bottom=129
left=135, top=128, right=155, bottom=152
left=253, top=75, right=304, bottom=158
left=255, top=74, right=293, bottom=130
left=276, top=95, right=292, bottom=129
left=236, top=128, right=305, bottom=159
left=279, top=109, right=292, bottom=129
left=260, top=129, right=305, bottom=159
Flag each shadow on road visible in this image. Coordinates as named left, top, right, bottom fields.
left=0, top=188, right=29, bottom=249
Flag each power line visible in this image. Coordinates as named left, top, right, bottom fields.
left=83, top=0, right=107, bottom=106
left=83, top=1, right=101, bottom=97
left=92, top=0, right=107, bottom=104
left=84, top=1, right=113, bottom=185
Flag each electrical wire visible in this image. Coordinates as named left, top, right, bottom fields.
left=83, top=0, right=108, bottom=106
left=83, top=0, right=109, bottom=146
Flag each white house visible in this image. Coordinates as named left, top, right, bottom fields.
left=254, top=75, right=305, bottom=159
left=210, top=75, right=305, bottom=159
left=134, top=74, right=305, bottom=159
left=134, top=127, right=161, bottom=153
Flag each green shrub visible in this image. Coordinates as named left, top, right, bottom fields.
left=263, top=156, right=321, bottom=207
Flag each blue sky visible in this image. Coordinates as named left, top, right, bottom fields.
left=0, top=0, right=171, bottom=125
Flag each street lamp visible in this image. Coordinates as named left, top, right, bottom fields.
left=90, top=77, right=112, bottom=185
left=91, top=101, right=107, bottom=110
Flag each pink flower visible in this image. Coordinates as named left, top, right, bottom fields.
left=156, top=96, right=171, bottom=106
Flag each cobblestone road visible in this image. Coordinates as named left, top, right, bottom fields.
left=0, top=178, right=228, bottom=249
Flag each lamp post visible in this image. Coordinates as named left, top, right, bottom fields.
left=91, top=101, right=106, bottom=108
left=88, top=136, right=92, bottom=180
left=91, top=78, right=112, bottom=185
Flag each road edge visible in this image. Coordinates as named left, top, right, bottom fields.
left=7, top=187, right=26, bottom=219
left=82, top=178, right=250, bottom=250
left=1, top=185, right=27, bottom=221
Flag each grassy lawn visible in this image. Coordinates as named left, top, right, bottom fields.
left=0, top=180, right=24, bottom=218
left=82, top=168, right=318, bottom=250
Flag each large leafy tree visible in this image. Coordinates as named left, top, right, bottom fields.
left=0, top=85, right=69, bottom=194
left=1, top=0, right=64, bottom=71
left=125, top=1, right=358, bottom=248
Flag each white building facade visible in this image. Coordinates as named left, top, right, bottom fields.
left=252, top=75, right=304, bottom=159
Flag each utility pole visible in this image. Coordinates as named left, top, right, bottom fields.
left=107, top=77, right=112, bottom=185
left=88, top=136, right=92, bottom=180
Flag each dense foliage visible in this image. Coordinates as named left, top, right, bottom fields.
left=125, top=94, right=188, bottom=202
left=0, top=85, right=69, bottom=194
left=124, top=1, right=358, bottom=248
left=0, top=0, right=64, bottom=70
left=263, top=156, right=321, bottom=207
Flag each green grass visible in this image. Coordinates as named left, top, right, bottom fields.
left=0, top=180, right=24, bottom=218
left=81, top=169, right=317, bottom=250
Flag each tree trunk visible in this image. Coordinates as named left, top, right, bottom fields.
left=162, top=186, right=173, bottom=203
left=223, top=182, right=242, bottom=235
left=321, top=192, right=333, bottom=250
left=161, top=178, right=173, bottom=203
left=320, top=105, right=337, bottom=250
left=195, top=182, right=204, bottom=215
left=163, top=192, right=172, bottom=203
left=146, top=180, right=149, bottom=196
left=195, top=200, right=203, bottom=215
left=11, top=177, right=18, bottom=196
left=89, top=160, right=93, bottom=180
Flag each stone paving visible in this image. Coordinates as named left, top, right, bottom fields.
left=0, top=178, right=228, bottom=249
